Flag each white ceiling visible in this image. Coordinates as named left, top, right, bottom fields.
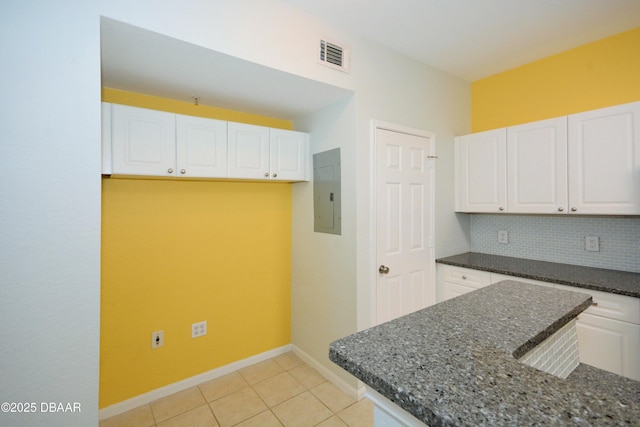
left=101, top=1, right=640, bottom=120
left=284, top=0, right=640, bottom=81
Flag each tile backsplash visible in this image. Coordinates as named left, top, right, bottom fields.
left=470, top=215, right=640, bottom=273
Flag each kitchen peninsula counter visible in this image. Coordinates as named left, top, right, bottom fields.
left=436, top=252, right=640, bottom=298
left=329, top=281, right=640, bottom=426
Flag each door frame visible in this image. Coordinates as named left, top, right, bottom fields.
left=369, top=119, right=437, bottom=327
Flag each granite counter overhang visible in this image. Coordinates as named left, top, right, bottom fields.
left=436, top=252, right=640, bottom=298
left=330, top=281, right=640, bottom=426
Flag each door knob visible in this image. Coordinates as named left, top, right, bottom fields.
left=379, top=265, right=390, bottom=274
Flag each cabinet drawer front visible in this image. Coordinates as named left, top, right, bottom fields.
left=556, top=284, right=640, bottom=324
left=442, top=266, right=491, bottom=288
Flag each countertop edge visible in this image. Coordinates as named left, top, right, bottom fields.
left=436, top=253, right=640, bottom=299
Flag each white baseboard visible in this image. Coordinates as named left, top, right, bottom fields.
left=291, top=345, right=366, bottom=401
left=98, top=344, right=292, bottom=420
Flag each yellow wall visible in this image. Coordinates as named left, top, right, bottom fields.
left=100, top=89, right=293, bottom=408
left=472, top=27, right=640, bottom=132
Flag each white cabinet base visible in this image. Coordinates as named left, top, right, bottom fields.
left=366, top=388, right=428, bottom=427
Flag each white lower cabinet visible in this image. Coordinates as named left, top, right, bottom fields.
left=572, top=313, right=640, bottom=381
left=437, top=265, right=491, bottom=302
left=436, top=264, right=640, bottom=381
left=555, top=283, right=640, bottom=380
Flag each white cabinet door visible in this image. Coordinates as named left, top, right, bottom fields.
left=568, top=101, right=640, bottom=214
left=111, top=104, right=176, bottom=176
left=227, top=122, right=270, bottom=179
left=455, top=129, right=507, bottom=212
left=576, top=313, right=640, bottom=381
left=269, top=128, right=308, bottom=181
left=176, top=115, right=227, bottom=178
left=507, top=117, right=568, bottom=213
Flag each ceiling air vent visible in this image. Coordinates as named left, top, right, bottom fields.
left=319, top=39, right=350, bottom=73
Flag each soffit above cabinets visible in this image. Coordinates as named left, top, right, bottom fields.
left=100, top=18, right=353, bottom=121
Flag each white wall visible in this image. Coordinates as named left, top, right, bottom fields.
left=0, top=1, right=101, bottom=426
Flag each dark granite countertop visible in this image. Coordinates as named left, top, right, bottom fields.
left=330, top=281, right=640, bottom=426
left=436, top=252, right=640, bottom=298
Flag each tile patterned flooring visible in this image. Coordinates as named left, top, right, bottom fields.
left=100, top=352, right=373, bottom=427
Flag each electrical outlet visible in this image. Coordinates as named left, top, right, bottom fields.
left=585, top=236, right=600, bottom=252
left=151, top=330, right=164, bottom=349
left=192, top=321, right=207, bottom=338
left=498, top=230, right=509, bottom=244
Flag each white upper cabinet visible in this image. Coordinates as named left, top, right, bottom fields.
left=455, top=101, right=640, bottom=215
left=228, top=122, right=309, bottom=181
left=455, top=129, right=507, bottom=212
left=109, top=103, right=176, bottom=176
left=269, top=128, right=308, bottom=181
left=567, top=101, right=640, bottom=214
left=507, top=117, right=568, bottom=213
left=227, top=122, right=270, bottom=179
left=176, top=114, right=227, bottom=178
left=103, top=103, right=309, bottom=182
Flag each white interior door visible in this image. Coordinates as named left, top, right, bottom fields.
left=375, top=123, right=435, bottom=325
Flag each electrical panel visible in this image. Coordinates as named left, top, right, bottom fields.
left=313, top=148, right=341, bottom=235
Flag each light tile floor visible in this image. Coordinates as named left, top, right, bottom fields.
left=100, top=352, right=373, bottom=427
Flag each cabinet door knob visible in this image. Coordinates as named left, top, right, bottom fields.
left=462, top=275, right=467, bottom=280
left=571, top=207, right=577, bottom=212
left=378, top=265, right=390, bottom=274
left=264, top=172, right=269, bottom=177
left=499, top=207, right=504, bottom=211
left=558, top=207, right=564, bottom=212
left=180, top=169, right=186, bottom=175
left=272, top=173, right=278, bottom=178
left=167, top=168, right=174, bottom=174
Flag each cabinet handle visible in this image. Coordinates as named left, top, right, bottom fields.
left=272, top=173, right=278, bottom=178
left=558, top=207, right=564, bottom=212
left=498, top=207, right=504, bottom=211
left=264, top=172, right=269, bottom=177
left=571, top=207, right=577, bottom=212
left=462, top=275, right=467, bottom=280
left=180, top=169, right=186, bottom=175
left=167, top=168, right=174, bottom=174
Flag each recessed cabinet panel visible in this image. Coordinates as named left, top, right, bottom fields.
left=176, top=115, right=227, bottom=178
left=507, top=117, right=568, bottom=213
left=270, top=128, right=307, bottom=181
left=568, top=101, right=640, bottom=214
left=575, top=314, right=640, bottom=380
left=111, top=104, right=176, bottom=176
left=227, top=122, right=270, bottom=179
left=455, top=129, right=507, bottom=212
